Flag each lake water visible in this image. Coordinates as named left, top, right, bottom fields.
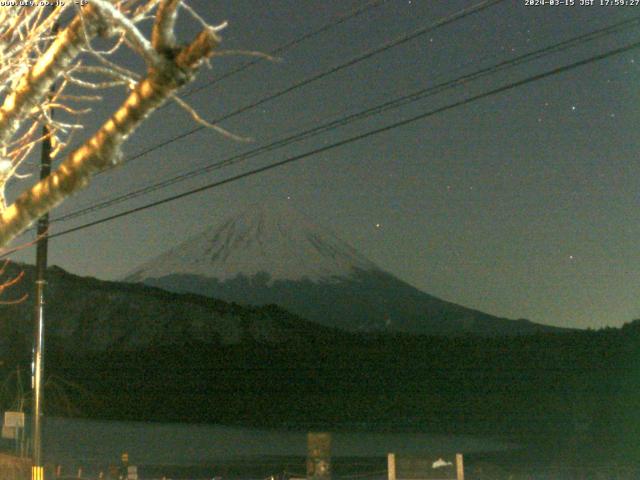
left=38, top=416, right=516, bottom=475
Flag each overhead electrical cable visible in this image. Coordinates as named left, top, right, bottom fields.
left=53, top=15, right=640, bottom=223
left=28, top=38, right=640, bottom=246
left=172, top=0, right=389, bottom=103
left=94, top=0, right=507, bottom=175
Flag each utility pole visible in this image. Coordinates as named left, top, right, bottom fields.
left=31, top=109, right=52, bottom=480
left=32, top=16, right=57, bottom=480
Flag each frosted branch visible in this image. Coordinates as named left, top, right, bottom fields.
left=0, top=13, right=223, bottom=248
left=171, top=94, right=252, bottom=143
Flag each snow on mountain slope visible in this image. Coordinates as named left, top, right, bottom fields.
left=127, top=201, right=379, bottom=284
left=126, top=200, right=561, bottom=335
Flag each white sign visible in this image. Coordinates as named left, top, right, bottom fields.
left=4, top=411, right=24, bottom=428
left=127, top=465, right=138, bottom=480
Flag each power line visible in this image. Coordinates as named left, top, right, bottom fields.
left=53, top=15, right=640, bottom=223
left=6, top=0, right=512, bottom=241
left=172, top=0, right=389, bottom=103
left=97, top=0, right=507, bottom=174
left=37, top=38, right=640, bottom=244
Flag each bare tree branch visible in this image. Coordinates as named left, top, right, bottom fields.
left=91, top=0, right=160, bottom=66
left=152, top=0, right=181, bottom=52
left=0, top=5, right=102, bottom=149
left=0, top=18, right=222, bottom=247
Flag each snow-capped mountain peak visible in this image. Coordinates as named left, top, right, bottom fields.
left=127, top=201, right=378, bottom=284
left=125, top=199, right=561, bottom=336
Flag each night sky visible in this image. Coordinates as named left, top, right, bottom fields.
left=7, top=0, right=640, bottom=330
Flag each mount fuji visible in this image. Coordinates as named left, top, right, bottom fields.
left=126, top=201, right=558, bottom=336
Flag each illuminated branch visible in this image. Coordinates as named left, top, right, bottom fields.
left=0, top=1, right=236, bottom=249
left=0, top=260, right=27, bottom=304
left=152, top=0, right=181, bottom=52
left=0, top=16, right=222, bottom=247
left=91, top=0, right=160, bottom=66
left=0, top=5, right=102, bottom=148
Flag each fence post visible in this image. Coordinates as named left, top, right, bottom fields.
left=387, top=453, right=396, bottom=480
left=307, top=433, right=331, bottom=480
left=455, top=454, right=464, bottom=480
